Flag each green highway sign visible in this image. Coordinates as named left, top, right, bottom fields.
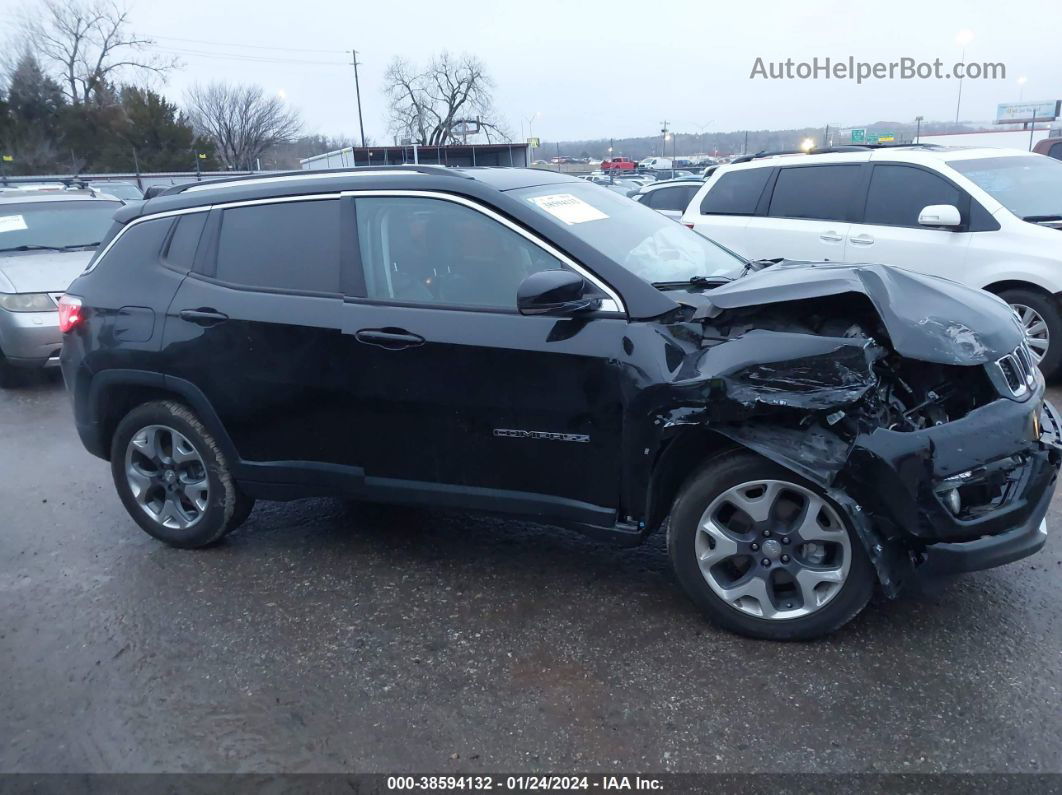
left=850, top=128, right=866, bottom=143
left=866, top=133, right=879, bottom=144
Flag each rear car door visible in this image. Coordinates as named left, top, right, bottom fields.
left=161, top=197, right=351, bottom=465
left=744, top=164, right=863, bottom=262
left=841, top=163, right=973, bottom=275
left=336, top=192, right=626, bottom=523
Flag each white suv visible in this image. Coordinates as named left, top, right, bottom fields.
left=682, top=146, right=1062, bottom=376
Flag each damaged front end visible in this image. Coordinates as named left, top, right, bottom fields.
left=652, top=262, right=1062, bottom=596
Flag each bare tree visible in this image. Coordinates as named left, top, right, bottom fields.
left=22, top=0, right=178, bottom=105
left=384, top=52, right=509, bottom=146
left=185, top=82, right=302, bottom=170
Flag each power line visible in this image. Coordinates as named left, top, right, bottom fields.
left=154, top=45, right=347, bottom=66
left=149, top=33, right=347, bottom=54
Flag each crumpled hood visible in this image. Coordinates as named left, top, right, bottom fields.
left=0, top=250, right=94, bottom=294
left=700, top=261, right=1023, bottom=366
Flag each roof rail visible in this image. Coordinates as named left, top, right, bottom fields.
left=152, top=165, right=471, bottom=198
left=730, top=142, right=940, bottom=164
left=0, top=176, right=92, bottom=189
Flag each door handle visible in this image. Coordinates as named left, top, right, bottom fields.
left=849, top=235, right=875, bottom=246
left=178, top=308, right=229, bottom=326
left=354, top=328, right=425, bottom=350
left=819, top=231, right=844, bottom=243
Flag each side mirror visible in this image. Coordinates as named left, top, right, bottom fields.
left=517, top=270, right=599, bottom=316
left=918, top=204, right=962, bottom=228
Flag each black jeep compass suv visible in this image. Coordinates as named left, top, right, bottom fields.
left=60, top=166, right=1061, bottom=640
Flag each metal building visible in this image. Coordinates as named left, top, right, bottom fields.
left=300, top=143, right=531, bottom=170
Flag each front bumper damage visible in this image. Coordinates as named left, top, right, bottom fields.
left=642, top=262, right=1062, bottom=597
left=713, top=386, right=1061, bottom=596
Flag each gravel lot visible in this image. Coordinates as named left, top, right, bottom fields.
left=2, top=374, right=1061, bottom=774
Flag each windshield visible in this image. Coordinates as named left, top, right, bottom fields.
left=948, top=155, right=1062, bottom=219
left=514, top=183, right=745, bottom=284
left=0, top=201, right=120, bottom=252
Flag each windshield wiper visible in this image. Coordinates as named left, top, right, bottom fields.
left=651, top=275, right=728, bottom=288
left=0, top=242, right=99, bottom=253
left=1023, top=215, right=1062, bottom=223
left=0, top=244, right=65, bottom=252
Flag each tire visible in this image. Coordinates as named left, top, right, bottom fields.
left=667, top=451, right=874, bottom=641
left=110, top=400, right=254, bottom=548
left=999, top=288, right=1062, bottom=380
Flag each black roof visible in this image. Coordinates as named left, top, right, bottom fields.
left=120, top=167, right=580, bottom=223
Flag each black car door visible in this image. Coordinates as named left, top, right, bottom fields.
left=161, top=197, right=352, bottom=465
left=337, top=193, right=626, bottom=523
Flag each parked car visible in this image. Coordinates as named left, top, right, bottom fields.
left=630, top=179, right=704, bottom=220
left=61, top=166, right=1060, bottom=640
left=650, top=169, right=696, bottom=181
left=0, top=191, right=121, bottom=386
left=1032, top=137, right=1062, bottom=161
left=601, top=156, right=637, bottom=171
left=638, top=157, right=673, bottom=171
left=88, top=181, right=144, bottom=202
left=682, top=146, right=1062, bottom=377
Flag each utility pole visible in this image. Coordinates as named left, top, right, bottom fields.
left=659, top=120, right=669, bottom=158
left=131, top=147, right=143, bottom=190
left=823, top=124, right=830, bottom=147
left=350, top=49, right=367, bottom=149
left=914, top=115, right=924, bottom=143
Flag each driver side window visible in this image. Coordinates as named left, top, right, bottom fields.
left=354, top=196, right=566, bottom=309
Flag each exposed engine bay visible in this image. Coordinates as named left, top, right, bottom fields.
left=642, top=261, right=1062, bottom=597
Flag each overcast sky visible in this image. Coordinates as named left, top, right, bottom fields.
left=5, top=0, right=1061, bottom=143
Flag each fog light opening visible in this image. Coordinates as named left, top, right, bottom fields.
left=942, top=488, right=962, bottom=516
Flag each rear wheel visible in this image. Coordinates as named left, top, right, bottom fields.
left=999, top=288, right=1062, bottom=379
left=110, top=400, right=254, bottom=548
left=668, top=452, right=874, bottom=640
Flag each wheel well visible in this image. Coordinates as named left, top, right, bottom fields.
left=97, top=384, right=184, bottom=460
left=644, top=428, right=739, bottom=534
left=982, top=280, right=1053, bottom=299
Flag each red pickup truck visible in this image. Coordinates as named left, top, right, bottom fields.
left=600, top=156, right=636, bottom=171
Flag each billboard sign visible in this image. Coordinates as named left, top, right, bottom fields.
left=996, top=100, right=1060, bottom=124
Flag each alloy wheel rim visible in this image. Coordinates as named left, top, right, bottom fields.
left=124, top=424, right=209, bottom=530
left=1010, top=303, right=1049, bottom=364
left=695, top=479, right=851, bottom=620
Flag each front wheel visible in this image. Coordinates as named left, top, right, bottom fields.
left=999, top=288, right=1062, bottom=379
left=110, top=400, right=254, bottom=548
left=667, top=452, right=874, bottom=640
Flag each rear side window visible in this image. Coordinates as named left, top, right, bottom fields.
left=646, top=185, right=699, bottom=212
left=96, top=218, right=171, bottom=272
left=215, top=200, right=340, bottom=293
left=1049, top=142, right=1062, bottom=161
left=768, top=165, right=862, bottom=221
left=864, top=165, right=962, bottom=227
left=163, top=212, right=207, bottom=271
left=700, top=169, right=771, bottom=215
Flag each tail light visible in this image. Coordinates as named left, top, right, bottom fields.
left=58, top=295, right=83, bottom=333
left=683, top=223, right=695, bottom=230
